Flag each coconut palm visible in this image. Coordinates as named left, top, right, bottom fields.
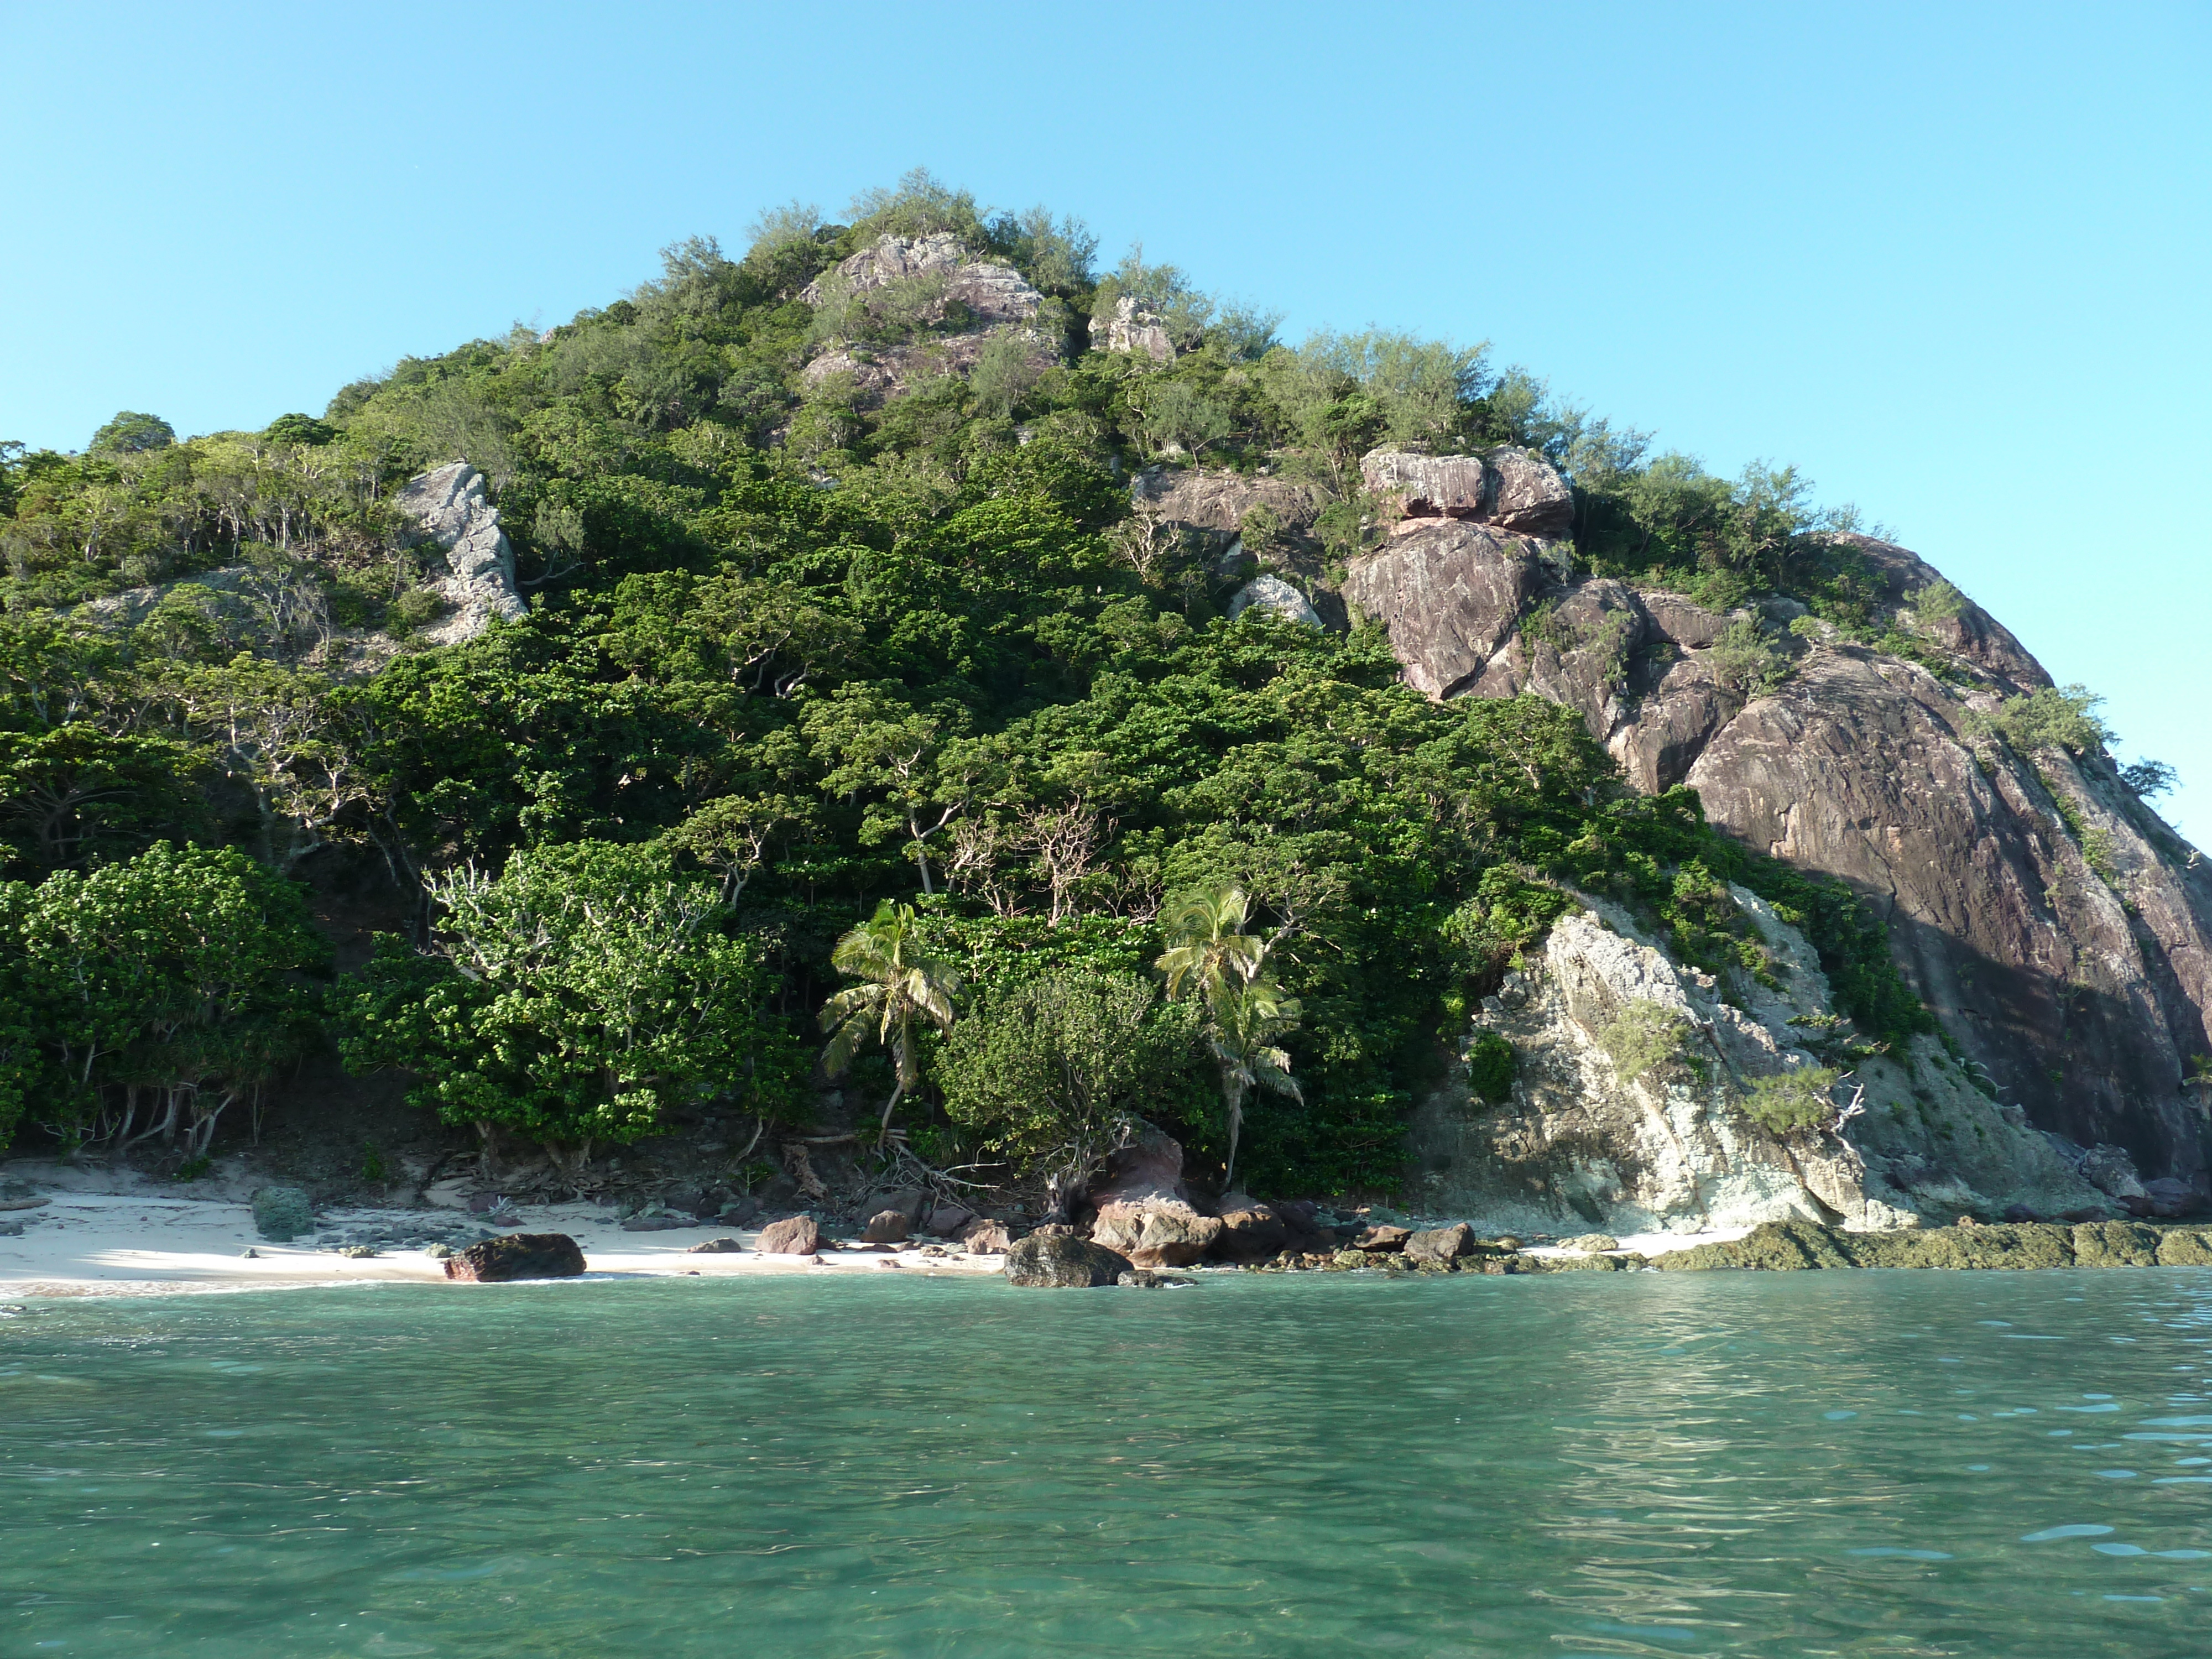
left=1155, top=886, right=1266, bottom=1000
left=819, top=901, right=961, bottom=1132
left=1155, top=884, right=1301, bottom=1192
left=1200, top=972, right=1303, bottom=1193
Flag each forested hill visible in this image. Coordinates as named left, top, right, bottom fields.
left=3, top=172, right=2199, bottom=1208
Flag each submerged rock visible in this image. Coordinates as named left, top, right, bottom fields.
left=1005, top=1228, right=1132, bottom=1288
left=442, top=1233, right=586, bottom=1282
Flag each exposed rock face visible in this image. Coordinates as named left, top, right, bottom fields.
left=1227, top=573, right=1321, bottom=628
left=800, top=232, right=1043, bottom=326
left=1005, top=1229, right=1131, bottom=1287
left=394, top=462, right=527, bottom=646
left=1406, top=896, right=2106, bottom=1235
left=443, top=1233, right=586, bottom=1281
left=1091, top=294, right=1175, bottom=362
left=796, top=233, right=1060, bottom=410
left=1211, top=1198, right=1295, bottom=1262
left=1340, top=521, right=1550, bottom=696
left=1339, top=453, right=2212, bottom=1185
left=1361, top=446, right=1574, bottom=539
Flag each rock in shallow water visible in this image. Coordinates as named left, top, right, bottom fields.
left=1005, top=1229, right=1132, bottom=1288
left=442, top=1233, right=586, bottom=1282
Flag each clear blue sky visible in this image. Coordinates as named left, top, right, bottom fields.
left=5, top=2, right=2206, bottom=839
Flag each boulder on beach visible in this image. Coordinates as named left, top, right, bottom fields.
left=442, top=1233, right=587, bottom=1282
left=757, top=1215, right=821, bottom=1255
left=1404, top=1223, right=1479, bottom=1264
left=1005, top=1227, right=1131, bottom=1288
left=860, top=1209, right=912, bottom=1244
left=959, top=1219, right=1013, bottom=1254
left=686, top=1237, right=747, bottom=1254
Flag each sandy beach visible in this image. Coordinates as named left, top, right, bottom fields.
left=0, top=1175, right=1004, bottom=1300
left=0, top=1160, right=1747, bottom=1298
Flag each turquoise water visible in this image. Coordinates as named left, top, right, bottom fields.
left=7, top=1271, right=2212, bottom=1657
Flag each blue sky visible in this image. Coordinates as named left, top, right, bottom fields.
left=4, top=1, right=2206, bottom=839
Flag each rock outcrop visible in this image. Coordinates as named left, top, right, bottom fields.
left=393, top=462, right=526, bottom=646
left=1091, top=294, right=1175, bottom=362
left=1361, top=446, right=1575, bottom=539
left=797, top=232, right=1060, bottom=408
left=1227, top=573, right=1321, bottom=628
left=1082, top=1125, right=1222, bottom=1267
left=1406, top=892, right=2107, bottom=1235
left=800, top=232, right=1043, bottom=326
left=1335, top=450, right=2212, bottom=1188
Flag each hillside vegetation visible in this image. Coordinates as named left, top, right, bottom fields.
left=0, top=172, right=1934, bottom=1197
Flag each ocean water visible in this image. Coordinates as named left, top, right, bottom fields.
left=7, top=1269, right=2212, bottom=1657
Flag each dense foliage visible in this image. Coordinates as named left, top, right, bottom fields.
left=0, top=172, right=1938, bottom=1192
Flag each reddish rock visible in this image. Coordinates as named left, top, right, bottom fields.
left=1211, top=1198, right=1294, bottom=1262
left=1355, top=1225, right=1412, bottom=1254
left=959, top=1220, right=1013, bottom=1254
left=860, top=1209, right=912, bottom=1244
left=757, top=1215, right=821, bottom=1255
left=442, top=1233, right=585, bottom=1282
left=1091, top=1199, right=1221, bottom=1267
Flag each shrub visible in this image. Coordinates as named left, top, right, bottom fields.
left=1466, top=1031, right=1517, bottom=1105
left=1909, top=578, right=1965, bottom=626
left=1600, top=1000, right=1690, bottom=1081
left=1744, top=1066, right=1840, bottom=1133
left=1974, top=684, right=2111, bottom=757
left=1707, top=618, right=1789, bottom=696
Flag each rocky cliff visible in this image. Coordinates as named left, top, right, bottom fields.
left=1142, top=446, right=2212, bottom=1212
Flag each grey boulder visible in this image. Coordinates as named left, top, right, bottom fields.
left=1005, top=1228, right=1132, bottom=1288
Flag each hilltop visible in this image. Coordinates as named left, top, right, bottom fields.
left=2, top=171, right=2204, bottom=1237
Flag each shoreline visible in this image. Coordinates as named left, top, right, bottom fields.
left=0, top=1180, right=1761, bottom=1300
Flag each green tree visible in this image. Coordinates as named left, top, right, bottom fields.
left=338, top=841, right=797, bottom=1170
left=7, top=843, right=324, bottom=1153
left=820, top=900, right=961, bottom=1131
left=88, top=411, right=175, bottom=455
left=934, top=969, right=1198, bottom=1216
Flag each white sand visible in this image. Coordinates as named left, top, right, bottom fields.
left=0, top=1184, right=1003, bottom=1300
left=0, top=1161, right=1751, bottom=1298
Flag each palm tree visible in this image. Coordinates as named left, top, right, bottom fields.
left=820, top=901, right=961, bottom=1133
left=1201, top=973, right=1303, bottom=1193
left=1155, top=884, right=1302, bottom=1192
left=1155, top=887, right=1266, bottom=999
